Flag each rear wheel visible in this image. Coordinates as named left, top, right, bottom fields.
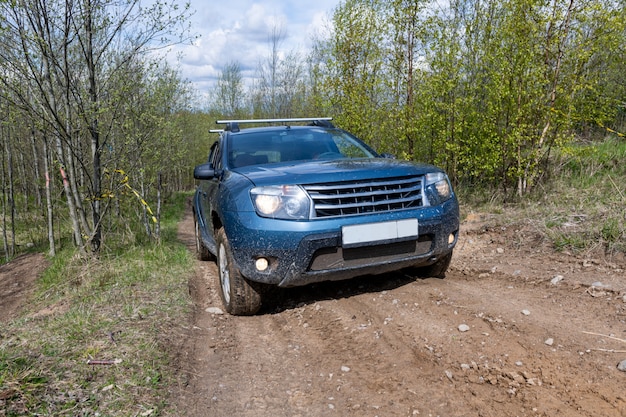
left=215, top=227, right=263, bottom=315
left=416, top=251, right=453, bottom=278
left=194, top=212, right=213, bottom=261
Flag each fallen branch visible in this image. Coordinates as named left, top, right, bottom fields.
left=589, top=348, right=626, bottom=354
left=582, top=331, right=626, bottom=344
left=87, top=359, right=122, bottom=366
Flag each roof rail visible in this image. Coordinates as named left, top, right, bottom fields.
left=216, top=117, right=332, bottom=125
left=216, top=117, right=334, bottom=133
left=209, top=129, right=224, bottom=133
left=309, top=119, right=334, bottom=128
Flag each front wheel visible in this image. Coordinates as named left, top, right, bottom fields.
left=416, top=251, right=453, bottom=278
left=215, top=227, right=263, bottom=315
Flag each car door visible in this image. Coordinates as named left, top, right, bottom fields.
left=197, top=140, right=222, bottom=250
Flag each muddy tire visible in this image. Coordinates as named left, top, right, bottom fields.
left=215, top=227, right=263, bottom=315
left=416, top=251, right=453, bottom=278
left=194, top=212, right=213, bottom=261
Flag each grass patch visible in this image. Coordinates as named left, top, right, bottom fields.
left=543, top=137, right=626, bottom=254
left=0, top=192, right=194, bottom=416
left=458, top=136, right=626, bottom=256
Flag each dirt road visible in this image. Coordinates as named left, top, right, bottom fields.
left=171, top=209, right=626, bottom=416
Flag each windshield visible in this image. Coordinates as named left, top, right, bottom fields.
left=227, top=128, right=377, bottom=168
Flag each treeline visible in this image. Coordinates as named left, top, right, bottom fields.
left=1, top=0, right=625, bottom=260
left=0, top=0, right=211, bottom=260
left=210, top=0, right=626, bottom=195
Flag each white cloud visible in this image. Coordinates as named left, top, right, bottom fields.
left=165, top=0, right=340, bottom=98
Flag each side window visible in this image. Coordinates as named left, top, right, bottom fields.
left=208, top=140, right=222, bottom=169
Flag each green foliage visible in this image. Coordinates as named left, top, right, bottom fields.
left=313, top=0, right=389, bottom=148
left=457, top=136, right=625, bottom=255
left=2, top=0, right=623, bottom=262
left=0, top=0, right=197, bottom=257
left=309, top=0, right=626, bottom=197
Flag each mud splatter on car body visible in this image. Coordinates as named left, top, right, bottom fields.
left=193, top=118, right=459, bottom=315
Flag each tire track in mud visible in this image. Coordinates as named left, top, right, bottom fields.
left=306, top=285, right=464, bottom=416
left=402, top=270, right=626, bottom=417
left=172, top=206, right=626, bottom=417
left=175, top=268, right=626, bottom=417
left=305, top=277, right=518, bottom=416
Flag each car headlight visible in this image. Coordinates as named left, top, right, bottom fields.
left=424, top=172, right=452, bottom=206
left=250, top=185, right=311, bottom=220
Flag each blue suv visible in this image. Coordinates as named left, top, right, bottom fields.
left=193, top=118, right=459, bottom=315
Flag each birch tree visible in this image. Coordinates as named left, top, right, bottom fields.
left=314, top=0, right=387, bottom=147
left=313, top=0, right=626, bottom=194
left=251, top=25, right=308, bottom=118
left=0, top=0, right=192, bottom=254
left=212, top=61, right=246, bottom=117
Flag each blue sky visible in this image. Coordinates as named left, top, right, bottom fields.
left=165, top=0, right=342, bottom=98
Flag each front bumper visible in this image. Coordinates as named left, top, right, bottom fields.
left=222, top=198, right=459, bottom=287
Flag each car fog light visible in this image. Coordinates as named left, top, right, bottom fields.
left=448, top=233, right=456, bottom=245
left=255, top=257, right=269, bottom=272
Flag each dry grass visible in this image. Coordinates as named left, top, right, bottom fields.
left=0, top=194, right=194, bottom=416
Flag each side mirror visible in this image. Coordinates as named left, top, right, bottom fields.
left=194, top=163, right=216, bottom=180
left=380, top=153, right=396, bottom=159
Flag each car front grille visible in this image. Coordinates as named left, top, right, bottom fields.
left=303, top=176, right=424, bottom=218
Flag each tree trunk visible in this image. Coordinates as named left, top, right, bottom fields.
left=65, top=132, right=91, bottom=241
left=8, top=142, right=15, bottom=257
left=18, top=152, right=27, bottom=211
left=156, top=171, right=162, bottom=241
left=30, top=129, right=43, bottom=208
left=85, top=0, right=102, bottom=252
left=522, top=0, right=574, bottom=195
left=2, top=127, right=16, bottom=258
left=54, top=134, right=85, bottom=254
left=140, top=174, right=152, bottom=238
left=43, top=135, right=55, bottom=257
left=1, top=133, right=9, bottom=262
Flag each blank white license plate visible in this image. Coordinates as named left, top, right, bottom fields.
left=342, top=219, right=418, bottom=247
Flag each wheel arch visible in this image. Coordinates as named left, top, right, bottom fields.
left=211, top=210, right=223, bottom=233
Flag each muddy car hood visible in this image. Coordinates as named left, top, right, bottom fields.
left=235, top=158, right=440, bottom=186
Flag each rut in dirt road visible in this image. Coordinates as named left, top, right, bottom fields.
left=169, top=207, right=626, bottom=417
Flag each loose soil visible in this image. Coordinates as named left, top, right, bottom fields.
left=2, top=207, right=625, bottom=416
left=171, top=209, right=626, bottom=417
left=0, top=253, right=48, bottom=321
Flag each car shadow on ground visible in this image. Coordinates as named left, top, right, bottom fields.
left=262, top=269, right=433, bottom=315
